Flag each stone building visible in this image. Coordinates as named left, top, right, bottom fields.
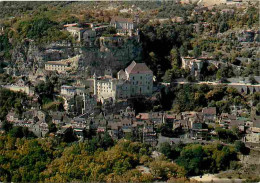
left=61, top=85, right=85, bottom=97
left=181, top=57, right=204, bottom=77
left=246, top=120, right=260, bottom=143
left=66, top=27, right=86, bottom=42
left=3, top=79, right=34, bottom=96
left=45, top=55, right=79, bottom=73
left=93, top=61, right=153, bottom=101
left=110, top=16, right=139, bottom=36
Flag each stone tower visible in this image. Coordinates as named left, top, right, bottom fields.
left=93, top=73, right=97, bottom=95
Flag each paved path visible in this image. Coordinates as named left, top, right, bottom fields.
left=162, top=81, right=260, bottom=87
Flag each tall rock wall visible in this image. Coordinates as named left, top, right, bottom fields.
left=10, top=36, right=142, bottom=77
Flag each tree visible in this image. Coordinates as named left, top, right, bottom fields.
left=63, top=127, right=78, bottom=143
left=180, top=44, right=188, bottom=57
left=0, top=34, right=12, bottom=59
left=35, top=80, right=54, bottom=95
left=176, top=145, right=207, bottom=176
left=247, top=13, right=253, bottom=28
left=102, top=26, right=117, bottom=35
left=216, top=65, right=234, bottom=80
left=170, top=48, right=181, bottom=67
left=2, top=120, right=13, bottom=132
left=162, top=69, right=174, bottom=83
left=186, top=75, right=196, bottom=82
left=100, top=132, right=114, bottom=150
left=48, top=123, right=57, bottom=133
left=159, top=142, right=172, bottom=158
left=219, top=21, right=229, bottom=33
left=249, top=76, right=258, bottom=84
left=256, top=103, right=260, bottom=115
left=234, top=141, right=248, bottom=155
left=149, top=160, right=186, bottom=180
left=193, top=46, right=201, bottom=58
left=8, top=126, right=35, bottom=138
left=215, top=127, right=237, bottom=142
left=8, top=127, right=25, bottom=138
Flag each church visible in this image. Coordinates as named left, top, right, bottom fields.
left=93, top=61, right=153, bottom=100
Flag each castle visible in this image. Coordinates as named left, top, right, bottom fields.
left=93, top=61, right=153, bottom=101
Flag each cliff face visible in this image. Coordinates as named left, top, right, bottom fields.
left=82, top=36, right=142, bottom=76
left=10, top=40, right=80, bottom=74
left=10, top=36, right=142, bottom=76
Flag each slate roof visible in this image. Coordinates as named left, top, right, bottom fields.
left=125, top=61, right=153, bottom=74
left=202, top=107, right=217, bottom=115
left=111, top=17, right=134, bottom=24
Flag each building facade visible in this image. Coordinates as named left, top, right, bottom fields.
left=66, top=27, right=86, bottom=42
left=181, top=57, right=204, bottom=77
left=61, top=85, right=85, bottom=97
left=110, top=16, right=139, bottom=36
left=93, top=61, right=153, bottom=100
left=45, top=55, right=79, bottom=73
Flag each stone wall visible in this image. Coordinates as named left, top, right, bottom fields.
left=238, top=150, right=260, bottom=165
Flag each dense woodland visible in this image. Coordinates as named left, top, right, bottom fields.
left=132, top=84, right=259, bottom=117
left=0, top=133, right=243, bottom=182
left=0, top=88, right=29, bottom=120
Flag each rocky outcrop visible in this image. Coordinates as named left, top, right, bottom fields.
left=81, top=35, right=142, bottom=76
left=10, top=36, right=142, bottom=77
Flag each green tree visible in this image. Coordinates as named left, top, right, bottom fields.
left=48, top=123, right=57, bottom=133
left=234, top=141, right=248, bottom=155
left=159, top=142, right=172, bottom=159
left=62, top=127, right=78, bottom=143
left=2, top=120, right=13, bottom=132
left=176, top=144, right=207, bottom=176
left=180, top=44, right=188, bottom=57
left=186, top=75, right=196, bottom=82
left=100, top=132, right=114, bottom=150
left=249, top=76, right=258, bottom=84
left=193, top=46, right=201, bottom=58
left=170, top=48, right=181, bottom=67
left=219, top=21, right=229, bottom=33
left=162, top=69, right=174, bottom=83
